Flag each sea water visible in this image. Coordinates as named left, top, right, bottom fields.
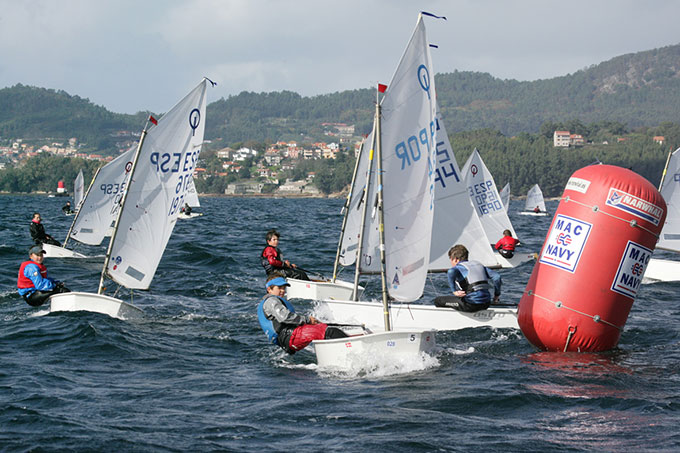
left=1, top=195, right=679, bottom=451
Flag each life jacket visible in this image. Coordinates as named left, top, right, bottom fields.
left=496, top=236, right=519, bottom=251
left=261, top=246, right=282, bottom=275
left=17, top=260, right=47, bottom=290
left=458, top=261, right=491, bottom=294
left=257, top=294, right=296, bottom=344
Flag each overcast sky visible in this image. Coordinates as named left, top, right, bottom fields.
left=1, top=0, right=678, bottom=114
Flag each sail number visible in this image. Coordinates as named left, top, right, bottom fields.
left=149, top=150, right=200, bottom=217
left=100, top=182, right=126, bottom=194
left=468, top=180, right=502, bottom=215
left=394, top=122, right=435, bottom=170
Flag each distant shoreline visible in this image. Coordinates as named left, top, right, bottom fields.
left=0, top=191, right=345, bottom=199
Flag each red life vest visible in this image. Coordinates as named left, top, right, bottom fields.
left=17, top=260, right=47, bottom=289
left=495, top=236, right=519, bottom=251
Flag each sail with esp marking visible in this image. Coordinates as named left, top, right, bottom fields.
left=107, top=80, right=208, bottom=289
left=70, top=147, right=135, bottom=245
left=462, top=148, right=517, bottom=243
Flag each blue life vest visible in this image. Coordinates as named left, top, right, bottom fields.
left=257, top=295, right=296, bottom=344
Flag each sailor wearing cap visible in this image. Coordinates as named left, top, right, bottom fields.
left=257, top=275, right=347, bottom=354
left=17, top=245, right=70, bottom=307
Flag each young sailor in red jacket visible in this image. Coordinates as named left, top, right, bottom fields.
left=17, top=245, right=70, bottom=306
left=494, top=229, right=520, bottom=259
left=260, top=229, right=309, bottom=280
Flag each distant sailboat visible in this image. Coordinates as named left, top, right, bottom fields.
left=72, top=170, right=84, bottom=213
left=500, top=183, right=510, bottom=212
left=643, top=147, right=680, bottom=283
left=49, top=79, right=211, bottom=318
left=178, top=177, right=203, bottom=219
left=520, top=184, right=548, bottom=216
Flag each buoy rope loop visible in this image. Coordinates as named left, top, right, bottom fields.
left=559, top=197, right=659, bottom=238
left=525, top=289, right=623, bottom=331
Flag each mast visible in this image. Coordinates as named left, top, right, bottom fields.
left=374, top=96, right=391, bottom=332
left=63, top=166, right=102, bottom=249
left=97, top=124, right=150, bottom=294
left=659, top=147, right=673, bottom=191
left=331, top=128, right=367, bottom=283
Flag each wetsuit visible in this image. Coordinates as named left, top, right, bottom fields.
left=435, top=260, right=501, bottom=312
left=17, top=260, right=69, bottom=306
left=495, top=236, right=520, bottom=258
left=261, top=246, right=309, bottom=280
left=257, top=294, right=345, bottom=354
left=30, top=220, right=61, bottom=246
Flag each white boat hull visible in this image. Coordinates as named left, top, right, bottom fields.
left=642, top=258, right=680, bottom=283
left=49, top=291, right=144, bottom=319
left=313, top=329, right=435, bottom=369
left=178, top=212, right=203, bottom=219
left=313, top=299, right=518, bottom=331
left=494, top=251, right=537, bottom=268
left=42, top=243, right=89, bottom=259
left=519, top=211, right=549, bottom=216
left=286, top=277, right=363, bottom=301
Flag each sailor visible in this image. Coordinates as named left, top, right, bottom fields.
left=257, top=276, right=347, bottom=354
left=260, top=229, right=309, bottom=281
left=181, top=202, right=192, bottom=215
left=17, top=245, right=70, bottom=307
left=494, top=229, right=521, bottom=259
left=434, top=244, right=502, bottom=312
left=62, top=201, right=74, bottom=214
left=533, top=206, right=541, bottom=213
left=29, top=212, right=61, bottom=246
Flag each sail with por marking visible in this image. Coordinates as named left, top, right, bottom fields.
left=462, top=148, right=517, bottom=243
left=107, top=80, right=208, bottom=289
left=657, top=147, right=680, bottom=252
left=70, top=147, right=135, bottom=245
left=375, top=14, right=437, bottom=301
left=430, top=114, right=497, bottom=270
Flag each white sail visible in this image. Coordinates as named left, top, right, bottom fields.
left=462, top=149, right=517, bottom=243
left=500, top=183, right=510, bottom=212
left=657, top=147, right=680, bottom=252
left=107, top=80, right=208, bottom=289
left=339, top=131, right=376, bottom=268
left=430, top=113, right=497, bottom=270
left=70, top=147, right=135, bottom=245
left=374, top=15, right=437, bottom=301
left=185, top=176, right=200, bottom=207
left=524, top=184, right=546, bottom=212
left=73, top=170, right=84, bottom=210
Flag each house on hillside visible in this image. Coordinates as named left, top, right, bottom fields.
left=553, top=131, right=571, bottom=147
left=653, top=136, right=665, bottom=145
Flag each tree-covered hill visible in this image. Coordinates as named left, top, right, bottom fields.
left=1, top=43, right=680, bottom=148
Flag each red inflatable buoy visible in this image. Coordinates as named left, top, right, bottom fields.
left=518, top=165, right=667, bottom=352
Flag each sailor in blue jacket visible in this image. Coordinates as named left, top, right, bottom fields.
left=17, top=245, right=69, bottom=306
left=434, top=244, right=501, bottom=312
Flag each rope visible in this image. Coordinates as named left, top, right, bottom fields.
left=562, top=195, right=660, bottom=239
left=524, top=288, right=623, bottom=332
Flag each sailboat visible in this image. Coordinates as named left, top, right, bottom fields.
left=643, top=147, right=680, bottom=282
left=178, top=177, right=203, bottom=219
left=461, top=149, right=535, bottom=268
left=500, top=183, right=510, bottom=212
left=48, top=79, right=210, bottom=318
left=42, top=147, right=135, bottom=259
left=519, top=184, right=548, bottom=216
left=312, top=14, right=439, bottom=368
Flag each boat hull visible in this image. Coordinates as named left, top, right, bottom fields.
left=286, top=277, right=363, bottom=301
left=42, top=243, right=89, bottom=259
left=49, top=291, right=144, bottom=319
left=493, top=251, right=537, bottom=268
left=519, top=211, right=549, bottom=216
left=178, top=212, right=203, bottom=219
left=313, top=329, right=435, bottom=369
left=642, top=258, right=680, bottom=283
left=313, top=299, right=518, bottom=331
